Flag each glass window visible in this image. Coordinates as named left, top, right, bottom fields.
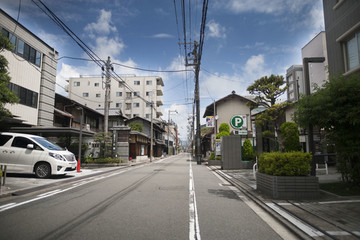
left=146, top=80, right=152, bottom=85
left=17, top=39, right=24, bottom=56
left=12, top=137, right=36, bottom=149
left=126, top=92, right=132, bottom=98
left=35, top=51, right=41, bottom=67
left=23, top=43, right=30, bottom=61
left=134, top=92, right=140, bottom=97
left=29, top=47, right=36, bottom=64
left=134, top=81, right=140, bottom=85
left=0, top=135, right=13, bottom=146
left=119, top=82, right=124, bottom=87
left=116, top=92, right=122, bottom=97
left=146, top=102, right=151, bottom=107
left=96, top=93, right=101, bottom=98
left=94, top=83, right=99, bottom=87
left=146, top=114, right=151, bottom=119
left=133, top=103, right=140, bottom=108
left=116, top=103, right=122, bottom=108
left=74, top=82, right=80, bottom=86
left=346, top=36, right=359, bottom=70
left=126, top=103, right=131, bottom=110
left=83, top=93, right=89, bottom=97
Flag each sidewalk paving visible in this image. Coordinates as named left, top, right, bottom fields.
left=217, top=165, right=360, bottom=239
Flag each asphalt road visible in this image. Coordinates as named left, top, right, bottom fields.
left=0, top=153, right=291, bottom=240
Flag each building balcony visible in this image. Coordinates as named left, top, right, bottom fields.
left=156, top=85, right=163, bottom=96
left=156, top=96, right=163, bottom=106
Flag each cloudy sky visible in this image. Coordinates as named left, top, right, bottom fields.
left=1, top=0, right=324, bottom=140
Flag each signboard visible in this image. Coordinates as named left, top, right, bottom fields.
left=206, top=116, right=214, bottom=127
left=215, top=139, right=221, bottom=156
left=230, top=115, right=247, bottom=130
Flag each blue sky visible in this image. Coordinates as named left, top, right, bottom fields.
left=1, top=0, right=324, bottom=140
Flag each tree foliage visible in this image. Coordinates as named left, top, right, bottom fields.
left=294, top=73, right=360, bottom=183
left=0, top=35, right=19, bottom=121
left=216, top=123, right=230, bottom=139
left=243, top=138, right=254, bottom=160
left=280, top=122, right=301, bottom=152
left=128, top=122, right=143, bottom=132
left=247, top=75, right=290, bottom=152
left=93, top=132, right=112, bottom=158
left=247, top=74, right=287, bottom=108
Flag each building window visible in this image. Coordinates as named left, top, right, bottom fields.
left=1, top=27, right=42, bottom=67
left=146, top=80, right=152, bottom=85
left=146, top=102, right=151, bottom=107
left=134, top=92, right=140, bottom=97
left=116, top=92, right=122, bottom=97
left=146, top=91, right=152, bottom=97
left=134, top=81, right=140, bottom=85
left=8, top=83, right=38, bottom=108
left=345, top=31, right=360, bottom=71
left=126, top=103, right=131, bottom=110
left=83, top=93, right=89, bottom=97
left=126, top=92, right=132, bottom=98
left=94, top=83, right=99, bottom=87
left=96, top=93, right=101, bottom=98
left=116, top=103, right=122, bottom=108
left=74, top=82, right=80, bottom=86
left=133, top=102, right=140, bottom=108
left=146, top=114, right=151, bottom=119
left=119, top=82, right=125, bottom=87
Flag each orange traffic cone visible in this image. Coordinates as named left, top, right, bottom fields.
left=77, top=159, right=81, bottom=172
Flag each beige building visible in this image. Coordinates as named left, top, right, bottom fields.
left=1, top=9, right=58, bottom=128
left=66, top=75, right=164, bottom=120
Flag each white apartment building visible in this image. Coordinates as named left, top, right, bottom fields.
left=1, top=9, right=58, bottom=128
left=286, top=65, right=303, bottom=103
left=67, top=75, right=164, bottom=120
left=301, top=31, right=329, bottom=93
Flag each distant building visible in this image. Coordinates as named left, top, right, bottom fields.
left=301, top=31, right=328, bottom=91
left=66, top=75, right=164, bottom=120
left=0, top=9, right=58, bottom=129
left=323, top=0, right=360, bottom=75
left=286, top=65, right=303, bottom=103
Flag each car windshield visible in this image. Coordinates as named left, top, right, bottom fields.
left=31, top=137, right=64, bottom=151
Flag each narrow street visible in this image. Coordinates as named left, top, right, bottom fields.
left=0, top=154, right=290, bottom=240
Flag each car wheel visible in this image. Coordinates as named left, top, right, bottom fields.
left=35, top=162, right=51, bottom=178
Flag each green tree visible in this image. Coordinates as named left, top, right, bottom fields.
left=247, top=75, right=289, bottom=151
left=0, top=35, right=19, bottom=121
left=243, top=138, right=254, bottom=160
left=93, top=132, right=112, bottom=158
left=216, top=123, right=230, bottom=139
left=294, top=73, right=360, bottom=183
left=128, top=122, right=143, bottom=132
left=280, top=122, right=301, bottom=152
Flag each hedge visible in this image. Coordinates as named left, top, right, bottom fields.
left=258, top=151, right=311, bottom=176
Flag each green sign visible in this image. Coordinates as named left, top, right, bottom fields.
left=230, top=115, right=247, bottom=129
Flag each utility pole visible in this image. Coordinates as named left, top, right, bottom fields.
left=150, top=101, right=154, bottom=162
left=104, top=56, right=112, bottom=133
left=186, top=41, right=201, bottom=165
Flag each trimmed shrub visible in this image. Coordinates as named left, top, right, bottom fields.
left=84, top=156, right=122, bottom=164
left=243, top=138, right=255, bottom=160
left=280, top=122, right=301, bottom=152
left=216, top=131, right=229, bottom=139
left=219, top=123, right=230, bottom=134
left=209, top=152, right=215, bottom=160
left=258, top=151, right=311, bottom=176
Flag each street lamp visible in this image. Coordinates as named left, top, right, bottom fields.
left=303, top=57, right=325, bottom=176
left=168, top=109, right=178, bottom=155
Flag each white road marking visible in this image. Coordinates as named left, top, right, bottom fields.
left=326, top=231, right=351, bottom=236
left=319, top=199, right=360, bottom=204
left=0, top=162, right=154, bottom=213
left=189, top=161, right=201, bottom=240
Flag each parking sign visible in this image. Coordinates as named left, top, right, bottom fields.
left=230, top=115, right=247, bottom=130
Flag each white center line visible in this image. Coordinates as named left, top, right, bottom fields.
left=189, top=161, right=201, bottom=240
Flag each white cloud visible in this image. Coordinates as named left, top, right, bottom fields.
left=56, top=63, right=81, bottom=96
left=84, top=9, right=117, bottom=36
left=151, top=33, right=174, bottom=39
left=207, top=20, right=226, bottom=39
left=92, top=36, right=125, bottom=60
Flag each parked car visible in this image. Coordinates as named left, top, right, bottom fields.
left=0, top=132, right=77, bottom=178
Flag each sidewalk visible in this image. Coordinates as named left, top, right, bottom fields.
left=215, top=165, right=360, bottom=239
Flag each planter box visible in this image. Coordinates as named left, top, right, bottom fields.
left=208, top=160, right=222, bottom=166
left=256, top=172, right=320, bottom=200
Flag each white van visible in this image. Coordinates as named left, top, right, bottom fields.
left=0, top=132, right=77, bottom=178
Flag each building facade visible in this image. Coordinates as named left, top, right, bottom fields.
left=286, top=65, right=303, bottom=103
left=67, top=75, right=164, bottom=120
left=1, top=9, right=58, bottom=128
left=323, top=0, right=360, bottom=75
